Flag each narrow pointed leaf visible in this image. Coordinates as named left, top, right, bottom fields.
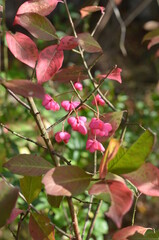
left=58, top=36, right=78, bottom=50
left=6, top=31, right=38, bottom=68
left=42, top=166, right=92, bottom=196
left=29, top=213, right=55, bottom=240
left=7, top=208, right=23, bottom=225
left=99, top=138, right=120, bottom=179
left=36, top=45, right=64, bottom=84
left=16, top=0, right=62, bottom=16
left=108, top=129, right=155, bottom=174
left=4, top=80, right=45, bottom=99
left=20, top=176, right=42, bottom=203
left=89, top=180, right=133, bottom=228
left=147, top=36, right=159, bottom=49
left=52, top=65, right=88, bottom=83
left=80, top=6, right=105, bottom=18
left=124, top=163, right=159, bottom=197
left=97, top=68, right=122, bottom=83
left=78, top=33, right=102, bottom=53
left=14, top=13, right=58, bottom=41
left=0, top=181, right=19, bottom=227
left=3, top=154, right=53, bottom=176
left=112, top=226, right=150, bottom=240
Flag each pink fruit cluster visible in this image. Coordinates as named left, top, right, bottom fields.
left=42, top=93, right=112, bottom=153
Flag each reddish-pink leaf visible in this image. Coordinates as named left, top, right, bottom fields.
left=147, top=36, right=159, bottom=49
left=58, top=36, right=78, bottom=50
left=6, top=31, right=38, bottom=68
left=78, top=33, right=102, bottom=53
left=13, top=13, right=58, bottom=41
left=124, top=163, right=159, bottom=197
left=42, top=166, right=92, bottom=196
left=89, top=180, right=133, bottom=228
left=7, top=208, right=23, bottom=225
left=36, top=45, right=64, bottom=84
left=97, top=68, right=122, bottom=83
left=29, top=213, right=55, bottom=240
left=4, top=80, right=45, bottom=99
left=112, top=226, right=150, bottom=240
left=16, top=0, right=63, bottom=16
left=52, top=65, right=88, bottom=83
left=80, top=6, right=105, bottom=18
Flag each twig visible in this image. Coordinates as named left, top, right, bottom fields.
left=73, top=197, right=98, bottom=205
left=86, top=200, right=102, bottom=240
left=109, top=0, right=127, bottom=56
left=91, top=11, right=105, bottom=36
left=132, top=192, right=141, bottom=226
left=0, top=123, right=71, bottom=165
left=16, top=206, right=31, bottom=240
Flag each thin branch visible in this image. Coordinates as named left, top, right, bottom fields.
left=0, top=123, right=71, bottom=165
left=109, top=0, right=127, bottom=56
left=132, top=192, right=142, bottom=226
left=91, top=12, right=105, bottom=36
left=16, top=206, right=31, bottom=240
left=73, top=197, right=98, bottom=205
left=86, top=200, right=102, bottom=240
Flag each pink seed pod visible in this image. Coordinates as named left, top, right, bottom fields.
left=42, top=94, right=60, bottom=111
left=86, top=139, right=105, bottom=153
left=55, top=131, right=71, bottom=144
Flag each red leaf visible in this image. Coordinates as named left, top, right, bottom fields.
left=147, top=36, right=159, bottom=49
left=4, top=80, right=45, bottom=99
left=29, top=213, right=55, bottom=240
left=80, top=6, right=105, bottom=18
left=16, top=0, right=63, bottom=16
left=7, top=208, right=23, bottom=225
left=124, top=163, right=159, bottom=197
left=13, top=13, right=57, bottom=41
left=99, top=138, right=120, bottom=179
left=58, top=36, right=78, bottom=50
left=42, top=166, right=92, bottom=196
left=89, top=180, right=133, bottom=228
left=36, top=45, right=64, bottom=84
left=6, top=31, right=38, bottom=68
left=52, top=65, right=88, bottom=83
left=97, top=68, right=122, bottom=83
left=112, top=226, right=150, bottom=240
left=78, top=33, right=102, bottom=53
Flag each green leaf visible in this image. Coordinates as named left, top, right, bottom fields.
left=78, top=32, right=102, bottom=53
left=20, top=176, right=42, bottom=204
left=0, top=181, right=19, bottom=227
left=14, top=13, right=58, bottom=41
left=3, top=154, right=53, bottom=176
left=42, top=165, right=92, bottom=196
left=108, top=129, right=155, bottom=174
left=128, top=230, right=159, bottom=239
left=47, top=195, right=63, bottom=208
left=29, top=213, right=55, bottom=240
left=143, top=28, right=159, bottom=41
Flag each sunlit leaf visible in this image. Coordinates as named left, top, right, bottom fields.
left=108, top=129, right=155, bottom=174
left=14, top=13, right=58, bottom=41
left=4, top=154, right=53, bottom=176
left=20, top=176, right=42, bottom=203
left=42, top=166, right=92, bottom=196
left=0, top=181, right=19, bottom=227
left=29, top=212, right=55, bottom=240
left=16, top=0, right=63, bottom=16
left=36, top=45, right=64, bottom=84
left=78, top=33, right=102, bottom=53
left=99, top=138, right=120, bottom=179
left=80, top=5, right=105, bottom=18
left=97, top=68, right=122, bottom=84
left=6, top=31, right=38, bottom=68
left=4, top=80, right=45, bottom=99
left=143, top=28, right=159, bottom=41
left=89, top=180, right=133, bottom=228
